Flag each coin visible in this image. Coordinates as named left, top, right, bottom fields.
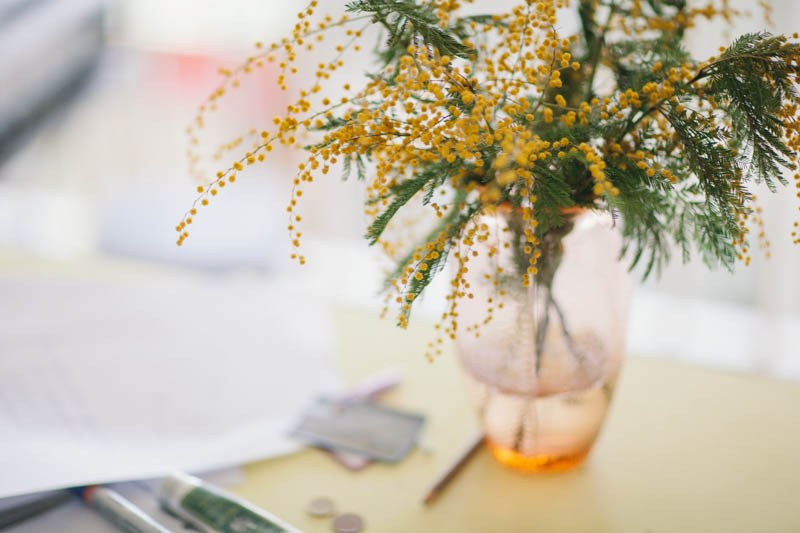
left=307, top=497, right=335, bottom=518
left=331, top=513, right=364, bottom=533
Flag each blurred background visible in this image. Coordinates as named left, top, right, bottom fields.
left=1, top=0, right=799, bottom=378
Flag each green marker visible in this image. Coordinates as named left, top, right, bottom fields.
left=158, top=472, right=300, bottom=533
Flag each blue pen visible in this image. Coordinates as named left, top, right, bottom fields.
left=72, top=485, right=173, bottom=533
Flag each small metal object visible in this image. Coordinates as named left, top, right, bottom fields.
left=307, top=497, right=335, bottom=518
left=331, top=512, right=364, bottom=533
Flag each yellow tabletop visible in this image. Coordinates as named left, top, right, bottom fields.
left=3, top=251, right=798, bottom=531
left=235, top=306, right=800, bottom=533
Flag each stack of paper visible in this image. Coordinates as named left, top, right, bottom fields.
left=0, top=264, right=340, bottom=498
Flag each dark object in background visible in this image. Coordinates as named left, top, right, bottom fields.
left=0, top=0, right=104, bottom=167
left=0, top=491, right=71, bottom=529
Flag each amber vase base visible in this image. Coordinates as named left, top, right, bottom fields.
left=487, top=441, right=590, bottom=472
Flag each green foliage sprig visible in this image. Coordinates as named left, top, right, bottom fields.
left=178, top=0, right=800, bottom=331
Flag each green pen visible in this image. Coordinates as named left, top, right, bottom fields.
left=158, top=472, right=300, bottom=533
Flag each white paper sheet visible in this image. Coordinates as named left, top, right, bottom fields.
left=0, top=264, right=340, bottom=498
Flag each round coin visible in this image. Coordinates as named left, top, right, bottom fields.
left=307, top=497, right=336, bottom=518
left=332, top=513, right=364, bottom=533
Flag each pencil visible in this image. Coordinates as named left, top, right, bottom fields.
left=422, top=432, right=485, bottom=505
left=0, top=491, right=71, bottom=529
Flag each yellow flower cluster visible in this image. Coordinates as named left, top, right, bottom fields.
left=176, top=0, right=800, bottom=360
left=176, top=0, right=372, bottom=248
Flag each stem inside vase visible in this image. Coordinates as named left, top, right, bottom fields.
left=509, top=212, right=583, bottom=373
left=457, top=210, right=628, bottom=471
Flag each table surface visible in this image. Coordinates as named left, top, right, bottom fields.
left=234, top=306, right=800, bottom=533
left=3, top=251, right=799, bottom=532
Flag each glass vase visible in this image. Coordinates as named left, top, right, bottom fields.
left=455, top=209, right=631, bottom=472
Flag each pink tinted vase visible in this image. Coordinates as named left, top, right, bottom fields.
left=456, top=210, right=631, bottom=471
